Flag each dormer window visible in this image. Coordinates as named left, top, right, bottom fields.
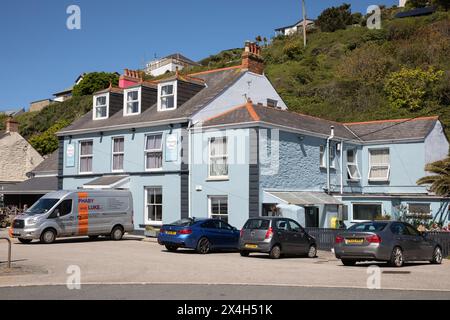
left=93, top=94, right=109, bottom=120
left=124, top=88, right=141, bottom=116
left=158, top=81, right=177, bottom=111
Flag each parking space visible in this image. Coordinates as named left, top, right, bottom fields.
left=0, top=230, right=449, bottom=292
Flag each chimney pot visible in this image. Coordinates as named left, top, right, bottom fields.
left=5, top=117, right=19, bottom=133
left=241, top=41, right=264, bottom=75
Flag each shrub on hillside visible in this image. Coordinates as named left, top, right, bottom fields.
left=72, top=72, right=119, bottom=97
left=384, top=67, right=444, bottom=110
left=316, top=3, right=353, bottom=32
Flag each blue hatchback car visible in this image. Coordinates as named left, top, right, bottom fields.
left=157, top=217, right=240, bottom=254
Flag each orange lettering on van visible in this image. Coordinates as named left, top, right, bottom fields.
left=77, top=192, right=89, bottom=235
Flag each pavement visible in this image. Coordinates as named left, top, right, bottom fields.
left=0, top=230, right=449, bottom=299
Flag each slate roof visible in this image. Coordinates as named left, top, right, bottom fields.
left=58, top=66, right=244, bottom=135
left=164, top=53, right=200, bottom=66
left=202, top=103, right=439, bottom=142
left=31, top=150, right=59, bottom=173
left=1, top=176, right=58, bottom=194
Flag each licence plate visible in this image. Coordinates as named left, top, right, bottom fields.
left=345, top=238, right=364, bottom=244
left=165, top=231, right=177, bottom=235
left=245, top=244, right=258, bottom=249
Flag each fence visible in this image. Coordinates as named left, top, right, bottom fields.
left=305, top=227, right=450, bottom=257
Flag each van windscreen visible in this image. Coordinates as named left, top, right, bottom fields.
left=244, top=219, right=270, bottom=230
left=27, top=198, right=59, bottom=215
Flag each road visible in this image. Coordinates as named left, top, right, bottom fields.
left=0, top=230, right=449, bottom=299
left=0, top=284, right=449, bottom=300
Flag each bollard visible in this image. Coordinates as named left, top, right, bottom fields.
left=0, top=237, right=11, bottom=269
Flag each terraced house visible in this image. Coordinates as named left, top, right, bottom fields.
left=57, top=42, right=450, bottom=230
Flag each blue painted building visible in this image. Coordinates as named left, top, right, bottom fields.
left=57, top=42, right=449, bottom=230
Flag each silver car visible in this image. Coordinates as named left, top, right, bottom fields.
left=9, top=190, right=134, bottom=244
left=334, top=221, right=443, bottom=267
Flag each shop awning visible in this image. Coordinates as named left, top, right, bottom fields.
left=83, top=175, right=130, bottom=189
left=0, top=176, right=58, bottom=195
left=266, top=191, right=342, bottom=206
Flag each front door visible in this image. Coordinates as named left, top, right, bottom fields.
left=305, top=207, right=319, bottom=227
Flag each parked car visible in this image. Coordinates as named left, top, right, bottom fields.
left=9, top=190, right=134, bottom=244
left=334, top=221, right=443, bottom=267
left=239, top=217, right=317, bottom=259
left=157, top=217, right=240, bottom=254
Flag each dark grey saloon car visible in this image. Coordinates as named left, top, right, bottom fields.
left=334, top=221, right=443, bottom=267
left=239, top=217, right=317, bottom=259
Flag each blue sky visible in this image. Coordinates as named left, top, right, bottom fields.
left=0, top=0, right=397, bottom=111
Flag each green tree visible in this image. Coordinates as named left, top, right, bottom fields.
left=72, top=72, right=119, bottom=97
left=29, top=120, right=70, bottom=155
left=316, top=3, right=353, bottom=32
left=406, top=0, right=430, bottom=8
left=433, top=0, right=450, bottom=10
left=417, top=156, right=450, bottom=197
left=384, top=67, right=444, bottom=110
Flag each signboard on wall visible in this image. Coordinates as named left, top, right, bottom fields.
left=66, top=144, right=75, bottom=167
left=165, top=133, right=178, bottom=162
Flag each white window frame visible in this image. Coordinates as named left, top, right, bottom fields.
left=123, top=87, right=142, bottom=116
left=144, top=186, right=163, bottom=225
left=368, top=148, right=391, bottom=182
left=78, top=140, right=93, bottom=174
left=208, top=136, right=228, bottom=180
left=93, top=93, right=109, bottom=120
left=351, top=203, right=383, bottom=222
left=329, top=145, right=336, bottom=169
left=407, top=203, right=431, bottom=217
left=346, top=149, right=361, bottom=181
left=319, top=145, right=326, bottom=168
left=208, top=196, right=228, bottom=221
left=111, top=136, right=125, bottom=173
left=157, top=81, right=177, bottom=111
left=145, top=133, right=163, bottom=171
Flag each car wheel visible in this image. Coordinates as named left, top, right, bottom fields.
left=341, top=259, right=356, bottom=266
left=389, top=247, right=404, bottom=267
left=40, top=229, right=56, bottom=244
left=18, top=238, right=32, bottom=244
left=165, top=245, right=178, bottom=252
left=307, top=244, right=317, bottom=258
left=240, top=251, right=250, bottom=257
left=196, top=238, right=211, bottom=254
left=110, top=226, right=124, bottom=241
left=88, top=235, right=99, bottom=240
left=431, top=246, right=443, bottom=265
left=269, top=245, right=281, bottom=259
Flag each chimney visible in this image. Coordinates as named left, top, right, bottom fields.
left=241, top=41, right=264, bottom=75
left=119, top=68, right=143, bottom=88
left=5, top=117, right=19, bottom=133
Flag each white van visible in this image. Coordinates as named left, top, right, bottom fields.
left=9, top=190, right=134, bottom=244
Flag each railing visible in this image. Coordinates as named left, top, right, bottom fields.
left=305, top=227, right=450, bottom=257
left=0, top=237, right=11, bottom=268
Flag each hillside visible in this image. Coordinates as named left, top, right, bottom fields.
left=6, top=6, right=450, bottom=155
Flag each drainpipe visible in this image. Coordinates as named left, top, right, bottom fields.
left=340, top=139, right=344, bottom=195
left=187, top=120, right=193, bottom=218
left=326, top=126, right=335, bottom=195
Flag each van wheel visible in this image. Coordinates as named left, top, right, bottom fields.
left=196, top=238, right=211, bottom=254
left=389, top=247, right=404, bottom=267
left=307, top=244, right=317, bottom=258
left=240, top=251, right=250, bottom=257
left=18, top=238, right=32, bottom=244
left=40, top=229, right=56, bottom=244
left=88, top=235, right=99, bottom=240
left=269, top=245, right=281, bottom=259
left=110, top=226, right=124, bottom=241
left=431, top=246, right=443, bottom=265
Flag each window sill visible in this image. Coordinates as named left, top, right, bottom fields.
left=145, top=168, right=164, bottom=172
left=206, top=177, right=229, bottom=182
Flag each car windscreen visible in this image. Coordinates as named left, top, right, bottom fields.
left=26, top=198, right=60, bottom=215
left=244, top=219, right=270, bottom=230
left=166, top=218, right=195, bottom=227
left=348, top=222, right=388, bottom=232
